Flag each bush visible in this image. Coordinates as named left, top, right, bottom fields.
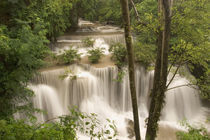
left=176, top=121, right=210, bottom=140
left=0, top=25, right=49, bottom=119
left=109, top=43, right=127, bottom=82
left=57, top=48, right=81, bottom=65
left=82, top=37, right=95, bottom=47
left=0, top=108, right=118, bottom=140
left=59, top=68, right=77, bottom=80
left=109, top=43, right=127, bottom=69
left=88, top=48, right=104, bottom=63
left=134, top=42, right=156, bottom=68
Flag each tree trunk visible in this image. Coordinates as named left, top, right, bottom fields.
left=120, top=0, right=141, bottom=140
left=145, top=0, right=171, bottom=140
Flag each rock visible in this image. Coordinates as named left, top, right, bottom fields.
left=125, top=118, right=135, bottom=139
left=106, top=21, right=115, bottom=25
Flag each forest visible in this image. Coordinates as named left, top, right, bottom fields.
left=0, top=0, right=209, bottom=140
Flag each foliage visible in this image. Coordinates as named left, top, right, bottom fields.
left=113, top=71, right=126, bottom=83
left=109, top=43, right=127, bottom=69
left=131, top=0, right=158, bottom=44
left=57, top=48, right=81, bottom=65
left=134, top=42, right=156, bottom=68
left=0, top=108, right=118, bottom=140
left=176, top=121, right=210, bottom=140
left=59, top=68, right=77, bottom=80
left=0, top=25, right=49, bottom=119
left=75, top=0, right=122, bottom=25
left=133, top=0, right=210, bottom=99
left=75, top=0, right=98, bottom=21
left=169, top=0, right=210, bottom=99
left=130, top=0, right=158, bottom=69
left=96, top=0, right=122, bottom=25
left=88, top=48, right=104, bottom=63
left=0, top=119, right=34, bottom=140
left=37, top=0, right=73, bottom=41
left=82, top=37, right=95, bottom=47
left=197, top=73, right=210, bottom=100
left=0, top=0, right=76, bottom=119
left=0, top=0, right=74, bottom=41
left=109, top=43, right=127, bottom=82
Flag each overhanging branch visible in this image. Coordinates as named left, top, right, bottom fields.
left=129, top=0, right=148, bottom=27
left=166, top=83, right=197, bottom=91
left=130, top=0, right=140, bottom=22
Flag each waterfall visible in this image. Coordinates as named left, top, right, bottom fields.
left=32, top=65, right=154, bottom=114
left=162, top=76, right=202, bottom=122
left=30, top=64, right=207, bottom=139
left=30, top=84, right=64, bottom=122
left=30, top=20, right=209, bottom=139
left=54, top=19, right=125, bottom=55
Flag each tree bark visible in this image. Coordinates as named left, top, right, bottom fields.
left=120, top=0, right=141, bottom=140
left=145, top=0, right=171, bottom=140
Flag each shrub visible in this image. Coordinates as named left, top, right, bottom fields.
left=0, top=108, right=118, bottom=140
left=109, top=43, right=127, bottom=82
left=134, top=42, right=156, bottom=68
left=0, top=25, right=49, bottom=119
left=0, top=119, right=34, bottom=140
left=57, top=48, right=81, bottom=65
left=59, top=68, right=77, bottom=80
left=109, top=43, right=127, bottom=69
left=82, top=37, right=95, bottom=47
left=176, top=121, right=210, bottom=140
left=88, top=48, right=104, bottom=63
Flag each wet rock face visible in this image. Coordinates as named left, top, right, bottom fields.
left=125, top=118, right=135, bottom=139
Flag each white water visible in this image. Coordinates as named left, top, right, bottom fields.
left=54, top=19, right=124, bottom=56
left=31, top=64, right=208, bottom=139
left=30, top=20, right=209, bottom=139
left=30, top=84, right=64, bottom=122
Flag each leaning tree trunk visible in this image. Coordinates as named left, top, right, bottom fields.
left=145, top=0, right=171, bottom=140
left=120, top=0, right=141, bottom=140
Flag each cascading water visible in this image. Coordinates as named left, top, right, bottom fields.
left=30, top=84, right=64, bottom=122
left=30, top=20, right=209, bottom=139
left=162, top=76, right=202, bottom=122
left=31, top=64, right=208, bottom=139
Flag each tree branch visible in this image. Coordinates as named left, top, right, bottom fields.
left=167, top=42, right=188, bottom=75
left=44, top=116, right=62, bottom=123
left=130, top=0, right=140, bottom=22
left=129, top=0, right=148, bottom=27
left=166, top=63, right=181, bottom=89
left=167, top=58, right=177, bottom=76
left=166, top=83, right=196, bottom=91
left=167, top=41, right=189, bottom=87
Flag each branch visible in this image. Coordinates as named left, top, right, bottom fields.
left=166, top=83, right=196, bottom=91
left=169, top=0, right=174, bottom=17
left=166, top=59, right=190, bottom=91
left=166, top=63, right=181, bottom=89
left=129, top=0, right=148, bottom=27
left=130, top=0, right=140, bottom=22
left=44, top=116, right=62, bottom=123
left=167, top=57, right=177, bottom=76
left=167, top=42, right=188, bottom=75
left=167, top=41, right=190, bottom=87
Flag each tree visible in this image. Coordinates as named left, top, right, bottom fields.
left=130, top=0, right=209, bottom=138
left=120, top=0, right=141, bottom=140
left=0, top=0, right=74, bottom=119
left=169, top=0, right=210, bottom=100
left=0, top=24, right=49, bottom=119
left=132, top=0, right=210, bottom=100
left=145, top=0, right=171, bottom=139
